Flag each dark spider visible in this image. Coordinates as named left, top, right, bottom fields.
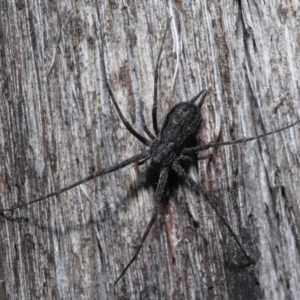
left=1, top=19, right=299, bottom=285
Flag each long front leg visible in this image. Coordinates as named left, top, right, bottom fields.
left=183, top=119, right=300, bottom=154
left=114, top=167, right=169, bottom=285
left=171, top=161, right=253, bottom=265
left=0, top=151, right=150, bottom=212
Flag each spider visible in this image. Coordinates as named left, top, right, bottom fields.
left=1, top=19, right=299, bottom=285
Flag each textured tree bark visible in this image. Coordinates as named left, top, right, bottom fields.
left=0, top=1, right=299, bottom=299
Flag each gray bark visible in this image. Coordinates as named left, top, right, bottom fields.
left=0, top=1, right=299, bottom=299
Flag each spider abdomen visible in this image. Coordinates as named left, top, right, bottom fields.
left=150, top=102, right=201, bottom=167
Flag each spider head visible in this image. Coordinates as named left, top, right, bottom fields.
left=150, top=140, right=176, bottom=168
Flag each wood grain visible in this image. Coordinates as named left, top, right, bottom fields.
left=0, top=1, right=299, bottom=299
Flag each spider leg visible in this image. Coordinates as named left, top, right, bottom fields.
left=196, top=153, right=213, bottom=160
left=177, top=153, right=212, bottom=162
left=171, top=160, right=253, bottom=265
left=183, top=119, right=300, bottom=155
left=140, top=101, right=155, bottom=140
left=0, top=151, right=150, bottom=212
left=137, top=154, right=150, bottom=166
left=101, top=36, right=151, bottom=146
left=114, top=167, right=169, bottom=285
left=152, top=18, right=172, bottom=136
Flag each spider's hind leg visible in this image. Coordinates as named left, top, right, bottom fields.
left=152, top=18, right=172, bottom=136
left=140, top=101, right=155, bottom=140
left=100, top=34, right=151, bottom=146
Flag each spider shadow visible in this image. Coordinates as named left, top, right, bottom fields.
left=117, top=134, right=200, bottom=217
left=115, top=148, right=258, bottom=281
left=0, top=133, right=257, bottom=273
left=115, top=135, right=250, bottom=247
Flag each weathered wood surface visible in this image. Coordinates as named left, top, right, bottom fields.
left=0, top=1, right=299, bottom=299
